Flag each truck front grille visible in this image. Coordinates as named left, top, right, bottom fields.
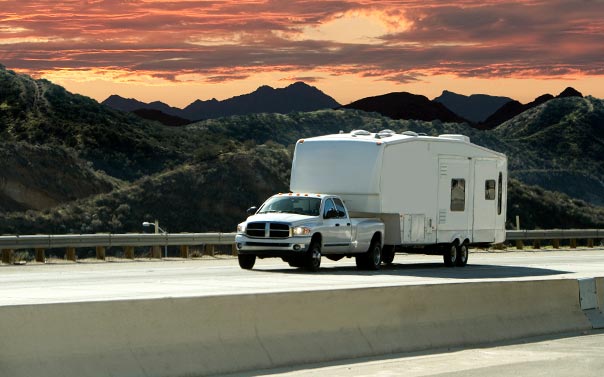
left=245, top=222, right=291, bottom=238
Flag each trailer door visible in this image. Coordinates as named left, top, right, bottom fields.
left=472, top=159, right=498, bottom=243
left=437, top=157, right=472, bottom=244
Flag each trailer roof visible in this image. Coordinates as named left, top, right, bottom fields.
left=301, top=130, right=465, bottom=144
left=298, top=130, right=505, bottom=157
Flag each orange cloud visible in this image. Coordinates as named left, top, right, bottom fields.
left=1, top=0, right=603, bottom=104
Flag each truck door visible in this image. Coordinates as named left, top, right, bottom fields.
left=321, top=198, right=352, bottom=253
left=437, top=157, right=472, bottom=243
left=472, top=159, right=498, bottom=243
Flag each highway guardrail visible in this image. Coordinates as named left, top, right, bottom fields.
left=0, top=229, right=602, bottom=263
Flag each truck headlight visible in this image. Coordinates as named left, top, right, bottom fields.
left=293, top=226, right=311, bottom=236
left=237, top=223, right=246, bottom=233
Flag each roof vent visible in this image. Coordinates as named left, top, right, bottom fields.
left=401, top=131, right=419, bottom=137
left=377, top=129, right=396, bottom=138
left=439, top=134, right=470, bottom=143
left=351, top=129, right=371, bottom=136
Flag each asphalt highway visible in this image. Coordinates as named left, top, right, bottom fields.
left=1, top=248, right=603, bottom=306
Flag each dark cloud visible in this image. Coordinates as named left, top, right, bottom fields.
left=1, top=0, right=603, bottom=81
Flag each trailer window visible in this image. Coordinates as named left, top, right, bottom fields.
left=497, top=172, right=503, bottom=215
left=485, top=180, right=496, bottom=200
left=450, top=179, right=465, bottom=211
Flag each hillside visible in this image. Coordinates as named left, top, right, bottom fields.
left=480, top=88, right=583, bottom=129
left=1, top=65, right=604, bottom=233
left=342, top=92, right=467, bottom=123
left=433, top=91, right=512, bottom=123
left=493, top=96, right=604, bottom=204
left=0, top=66, right=193, bottom=180
left=103, top=82, right=340, bottom=122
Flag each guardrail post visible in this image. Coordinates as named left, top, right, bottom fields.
left=66, top=247, right=76, bottom=261
left=2, top=249, right=14, bottom=264
left=570, top=239, right=577, bottom=249
left=96, top=246, right=106, bottom=260
left=151, top=246, right=161, bottom=259
left=532, top=240, right=541, bottom=249
left=515, top=240, right=524, bottom=250
left=180, top=245, right=189, bottom=258
left=552, top=239, right=560, bottom=249
left=587, top=239, right=594, bottom=248
left=231, top=244, right=238, bottom=256
left=35, top=248, right=46, bottom=263
left=124, top=246, right=134, bottom=259
left=204, top=244, right=215, bottom=257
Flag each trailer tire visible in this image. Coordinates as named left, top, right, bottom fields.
left=356, top=239, right=381, bottom=270
left=456, top=243, right=469, bottom=267
left=304, top=241, right=321, bottom=272
left=381, top=245, right=395, bottom=265
left=238, top=254, right=256, bottom=270
left=443, top=243, right=458, bottom=267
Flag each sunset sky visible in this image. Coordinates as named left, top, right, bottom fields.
left=1, top=0, right=603, bottom=107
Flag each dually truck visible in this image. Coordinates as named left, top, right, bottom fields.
left=236, top=129, right=507, bottom=271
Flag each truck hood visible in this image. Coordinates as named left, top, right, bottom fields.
left=246, top=213, right=315, bottom=225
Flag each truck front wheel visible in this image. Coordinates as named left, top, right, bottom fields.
left=304, top=242, right=321, bottom=272
left=238, top=254, right=256, bottom=269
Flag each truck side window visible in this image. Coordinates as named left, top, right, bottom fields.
left=323, top=199, right=336, bottom=219
left=497, top=172, right=503, bottom=215
left=485, top=180, right=496, bottom=200
left=332, top=198, right=347, bottom=218
left=450, top=179, right=465, bottom=211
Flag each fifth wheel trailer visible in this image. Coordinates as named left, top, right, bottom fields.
left=290, top=130, right=507, bottom=266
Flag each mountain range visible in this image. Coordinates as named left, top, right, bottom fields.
left=1, top=64, right=603, bottom=235
left=102, top=82, right=340, bottom=122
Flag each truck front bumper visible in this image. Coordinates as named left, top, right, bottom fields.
left=235, top=234, right=312, bottom=257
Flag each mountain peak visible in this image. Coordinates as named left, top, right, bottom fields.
left=343, top=91, right=466, bottom=123
left=558, top=87, right=583, bottom=98
left=287, top=81, right=311, bottom=88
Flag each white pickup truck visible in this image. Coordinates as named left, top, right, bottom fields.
left=235, top=193, right=385, bottom=271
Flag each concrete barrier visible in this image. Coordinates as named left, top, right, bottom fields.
left=597, top=277, right=604, bottom=309
left=0, top=279, right=594, bottom=377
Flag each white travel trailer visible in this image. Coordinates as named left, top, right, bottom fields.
left=290, top=130, right=507, bottom=266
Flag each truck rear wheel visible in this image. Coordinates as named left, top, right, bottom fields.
left=238, top=254, right=256, bottom=269
left=443, top=243, right=458, bottom=267
left=381, top=245, right=395, bottom=265
left=304, top=242, right=321, bottom=272
left=456, top=243, right=469, bottom=267
left=356, top=240, right=381, bottom=270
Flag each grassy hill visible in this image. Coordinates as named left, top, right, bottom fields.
left=1, top=65, right=603, bottom=233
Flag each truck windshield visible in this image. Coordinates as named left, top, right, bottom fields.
left=258, top=196, right=321, bottom=216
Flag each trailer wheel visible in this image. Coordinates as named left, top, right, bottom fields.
left=356, top=239, right=381, bottom=270
left=456, top=243, right=469, bottom=267
left=238, top=254, right=256, bottom=270
left=443, top=243, right=458, bottom=267
left=381, top=245, right=395, bottom=265
left=304, top=241, right=321, bottom=272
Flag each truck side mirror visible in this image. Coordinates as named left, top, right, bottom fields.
left=246, top=206, right=258, bottom=215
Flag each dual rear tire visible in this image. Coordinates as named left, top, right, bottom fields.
left=356, top=240, right=382, bottom=270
